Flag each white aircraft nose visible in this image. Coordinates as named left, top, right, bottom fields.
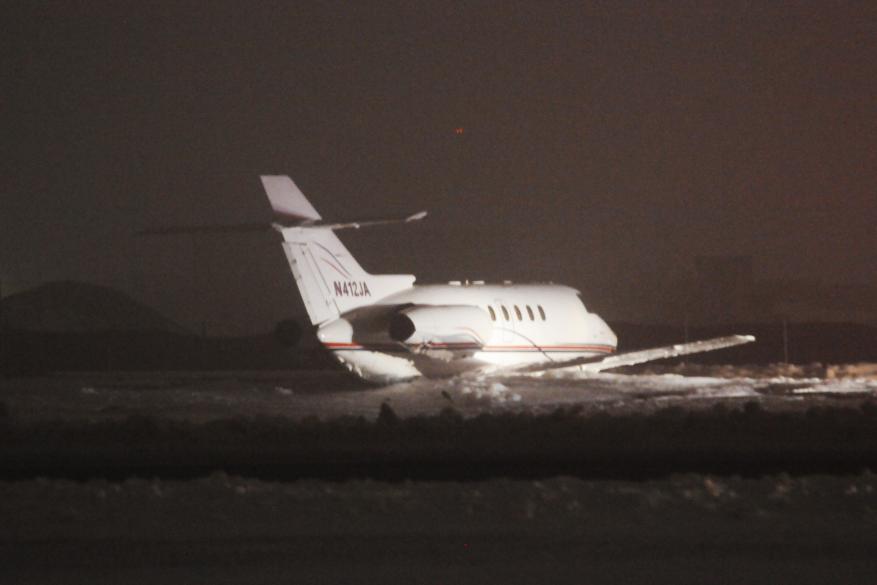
left=587, top=313, right=617, bottom=347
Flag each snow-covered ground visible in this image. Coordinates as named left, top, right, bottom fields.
left=3, top=472, right=877, bottom=584
left=4, top=367, right=877, bottom=583
left=2, top=364, right=877, bottom=423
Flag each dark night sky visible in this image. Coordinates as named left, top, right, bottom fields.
left=2, top=1, right=875, bottom=334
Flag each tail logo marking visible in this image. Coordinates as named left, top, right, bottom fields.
left=334, top=281, right=372, bottom=298
left=314, top=243, right=353, bottom=278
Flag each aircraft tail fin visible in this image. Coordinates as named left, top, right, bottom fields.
left=260, top=177, right=417, bottom=326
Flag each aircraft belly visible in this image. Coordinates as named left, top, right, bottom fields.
left=331, top=349, right=421, bottom=384
left=329, top=344, right=613, bottom=382
left=474, top=349, right=607, bottom=368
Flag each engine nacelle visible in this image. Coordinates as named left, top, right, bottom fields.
left=388, top=305, right=493, bottom=348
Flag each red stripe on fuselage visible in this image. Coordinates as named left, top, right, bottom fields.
left=322, top=342, right=615, bottom=353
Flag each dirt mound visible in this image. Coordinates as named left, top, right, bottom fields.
left=0, top=281, right=186, bottom=333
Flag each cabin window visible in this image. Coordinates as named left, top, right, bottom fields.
left=514, top=305, right=522, bottom=321
left=538, top=305, right=546, bottom=320
left=526, top=305, right=535, bottom=321
left=501, top=305, right=510, bottom=321
left=487, top=306, right=496, bottom=321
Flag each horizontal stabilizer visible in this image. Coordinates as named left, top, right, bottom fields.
left=306, top=210, right=428, bottom=231
left=138, top=222, right=270, bottom=236
left=140, top=176, right=427, bottom=237
left=138, top=212, right=428, bottom=236
left=514, top=335, right=756, bottom=374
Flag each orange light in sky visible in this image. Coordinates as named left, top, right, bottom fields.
left=454, top=127, right=464, bottom=135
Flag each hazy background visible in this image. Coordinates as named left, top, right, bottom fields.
left=2, top=1, right=875, bottom=335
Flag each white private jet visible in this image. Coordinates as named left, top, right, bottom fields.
left=260, top=176, right=754, bottom=384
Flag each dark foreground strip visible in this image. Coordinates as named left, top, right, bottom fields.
left=2, top=454, right=877, bottom=483
left=3, top=403, right=877, bottom=482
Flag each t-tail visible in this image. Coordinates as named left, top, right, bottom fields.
left=260, top=176, right=422, bottom=326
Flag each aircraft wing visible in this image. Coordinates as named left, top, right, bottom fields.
left=512, top=334, right=756, bottom=374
